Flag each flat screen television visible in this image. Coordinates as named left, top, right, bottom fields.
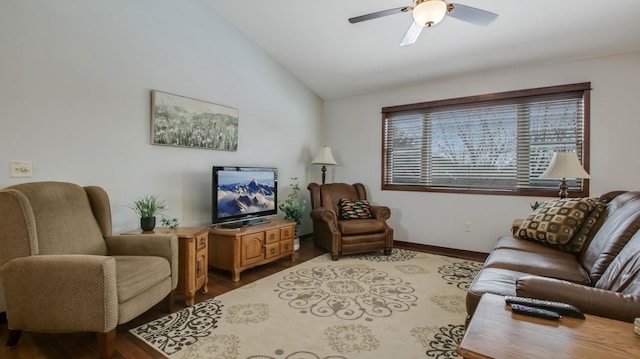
left=212, top=166, right=278, bottom=228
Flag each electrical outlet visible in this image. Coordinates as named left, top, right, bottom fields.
left=464, top=222, right=473, bottom=232
left=10, top=160, right=32, bottom=178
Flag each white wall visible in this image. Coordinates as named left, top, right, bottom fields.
left=2, top=2, right=639, bottom=254
left=0, top=0, right=323, bottom=234
left=324, top=51, right=640, bottom=253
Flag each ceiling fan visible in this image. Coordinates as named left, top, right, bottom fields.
left=348, top=0, right=498, bottom=46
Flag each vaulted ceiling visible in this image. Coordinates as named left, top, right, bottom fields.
left=208, top=0, right=640, bottom=100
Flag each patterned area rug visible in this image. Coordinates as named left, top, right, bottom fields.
left=131, top=249, right=482, bottom=359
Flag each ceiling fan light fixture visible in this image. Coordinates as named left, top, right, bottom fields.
left=413, top=0, right=448, bottom=27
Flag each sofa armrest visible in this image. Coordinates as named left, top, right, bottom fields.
left=516, top=275, right=640, bottom=322
left=0, top=255, right=118, bottom=332
left=105, top=234, right=178, bottom=289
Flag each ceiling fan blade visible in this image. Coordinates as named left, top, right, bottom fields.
left=348, top=6, right=412, bottom=24
left=448, top=3, right=498, bottom=26
left=400, top=21, right=423, bottom=47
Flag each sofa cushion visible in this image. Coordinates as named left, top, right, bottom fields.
left=339, top=199, right=373, bottom=220
left=466, top=268, right=525, bottom=317
left=114, top=256, right=171, bottom=303
left=517, top=197, right=597, bottom=250
left=8, top=182, right=108, bottom=256
left=579, top=192, right=640, bottom=283
left=483, top=247, right=591, bottom=284
left=337, top=218, right=385, bottom=235
left=494, top=235, right=573, bottom=254
left=595, top=230, right=640, bottom=294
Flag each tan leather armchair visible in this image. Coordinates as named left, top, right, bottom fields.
left=0, top=182, right=178, bottom=358
left=308, top=182, right=393, bottom=260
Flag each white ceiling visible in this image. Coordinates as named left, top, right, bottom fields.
left=207, top=0, right=640, bottom=100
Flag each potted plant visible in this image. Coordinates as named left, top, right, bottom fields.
left=530, top=201, right=544, bottom=211
left=278, top=177, right=306, bottom=250
left=129, top=194, right=167, bottom=231
left=160, top=216, right=180, bottom=229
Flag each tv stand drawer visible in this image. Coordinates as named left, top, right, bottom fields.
left=265, top=229, right=280, bottom=244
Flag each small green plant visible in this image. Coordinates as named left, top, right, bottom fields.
left=278, top=177, right=306, bottom=225
left=160, top=216, right=180, bottom=229
left=530, top=201, right=543, bottom=211
left=129, top=194, right=167, bottom=218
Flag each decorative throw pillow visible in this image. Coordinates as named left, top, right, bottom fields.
left=559, top=200, right=606, bottom=253
left=517, top=197, right=597, bottom=249
left=339, top=199, right=373, bottom=220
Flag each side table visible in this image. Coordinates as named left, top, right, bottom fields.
left=457, top=293, right=640, bottom=358
left=121, top=227, right=209, bottom=306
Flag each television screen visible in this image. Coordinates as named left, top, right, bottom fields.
left=212, top=166, right=277, bottom=226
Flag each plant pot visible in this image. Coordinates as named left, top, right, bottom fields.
left=293, top=237, right=300, bottom=251
left=141, top=217, right=156, bottom=232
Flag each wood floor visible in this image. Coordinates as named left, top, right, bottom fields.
left=0, top=238, right=327, bottom=359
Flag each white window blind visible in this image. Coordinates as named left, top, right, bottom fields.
left=382, top=83, right=590, bottom=196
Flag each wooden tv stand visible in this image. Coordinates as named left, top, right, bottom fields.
left=208, top=219, right=295, bottom=282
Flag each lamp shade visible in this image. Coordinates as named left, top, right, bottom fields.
left=540, top=151, right=590, bottom=179
left=312, top=146, right=337, bottom=165
left=413, top=0, right=448, bottom=27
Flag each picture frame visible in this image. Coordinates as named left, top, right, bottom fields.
left=151, top=90, right=239, bottom=151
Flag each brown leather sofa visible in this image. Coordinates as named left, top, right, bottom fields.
left=307, top=182, right=393, bottom=260
left=466, top=191, right=640, bottom=323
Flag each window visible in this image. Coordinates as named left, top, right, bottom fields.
left=382, top=83, right=590, bottom=197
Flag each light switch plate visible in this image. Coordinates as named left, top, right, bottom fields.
left=10, top=160, right=32, bottom=178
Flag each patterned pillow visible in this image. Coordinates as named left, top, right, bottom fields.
left=339, top=199, right=373, bottom=220
left=559, top=200, right=606, bottom=253
left=517, top=197, right=597, bottom=249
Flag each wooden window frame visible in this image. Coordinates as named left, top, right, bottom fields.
left=381, top=83, right=591, bottom=197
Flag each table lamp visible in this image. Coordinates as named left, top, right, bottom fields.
left=311, top=146, right=337, bottom=184
left=539, top=151, right=590, bottom=199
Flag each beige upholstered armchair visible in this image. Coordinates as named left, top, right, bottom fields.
left=0, top=182, right=178, bottom=358
left=308, top=182, right=393, bottom=260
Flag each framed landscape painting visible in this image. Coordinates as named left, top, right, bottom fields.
left=151, top=90, right=238, bottom=151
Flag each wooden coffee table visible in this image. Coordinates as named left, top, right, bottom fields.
left=457, top=293, right=640, bottom=358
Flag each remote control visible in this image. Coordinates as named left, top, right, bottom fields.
left=505, top=296, right=585, bottom=319
left=509, top=303, right=562, bottom=320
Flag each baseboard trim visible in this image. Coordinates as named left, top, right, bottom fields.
left=394, top=241, right=488, bottom=262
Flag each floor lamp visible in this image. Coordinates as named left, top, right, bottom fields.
left=312, top=146, right=337, bottom=184
left=539, top=151, right=590, bottom=199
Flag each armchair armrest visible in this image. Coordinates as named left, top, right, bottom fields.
left=0, top=255, right=118, bottom=332
left=310, top=207, right=340, bottom=235
left=370, top=205, right=391, bottom=220
left=310, top=207, right=338, bottom=225
left=106, top=234, right=178, bottom=288
left=516, top=275, right=640, bottom=322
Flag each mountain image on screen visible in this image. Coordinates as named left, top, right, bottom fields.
left=217, top=179, right=276, bottom=218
